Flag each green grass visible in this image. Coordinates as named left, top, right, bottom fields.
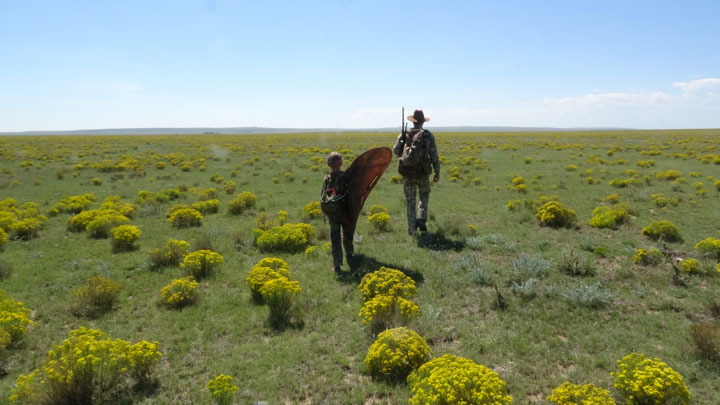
left=0, top=130, right=719, bottom=403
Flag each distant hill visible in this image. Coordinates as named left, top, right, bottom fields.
left=0, top=126, right=632, bottom=136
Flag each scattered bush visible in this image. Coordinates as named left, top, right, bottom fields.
left=632, top=248, right=664, bottom=266
left=454, top=254, right=496, bottom=286
left=368, top=212, right=391, bottom=232
left=536, top=201, right=576, bottom=228
left=228, top=191, right=257, bottom=214
left=259, top=276, right=301, bottom=328
left=358, top=267, right=417, bottom=301
left=100, top=196, right=137, bottom=218
left=110, top=224, right=141, bottom=252
left=149, top=239, right=190, bottom=268
left=358, top=294, right=420, bottom=330
left=169, top=208, right=203, bottom=228
left=53, top=193, right=96, bottom=214
left=680, top=258, right=701, bottom=274
left=558, top=251, right=596, bottom=277
left=207, top=374, right=239, bottom=405
left=407, top=354, right=513, bottom=405
left=255, top=223, right=315, bottom=253
left=589, top=204, right=631, bottom=229
left=245, top=257, right=292, bottom=300
left=561, top=283, right=612, bottom=309
left=0, top=227, right=7, bottom=248
left=656, top=169, right=682, bottom=180
left=689, top=322, right=720, bottom=364
left=612, top=352, right=690, bottom=405
left=546, top=382, right=614, bottom=404
left=71, top=276, right=122, bottom=317
left=161, top=276, right=199, bottom=307
left=694, top=237, right=720, bottom=259
left=511, top=278, right=547, bottom=300
left=511, top=253, right=552, bottom=280
left=9, top=327, right=161, bottom=404
left=0, top=289, right=34, bottom=343
left=9, top=217, right=47, bottom=240
left=192, top=199, right=220, bottom=214
left=181, top=250, right=223, bottom=279
left=302, top=201, right=322, bottom=219
left=365, top=327, right=430, bottom=381
left=85, top=211, right=130, bottom=238
left=642, top=220, right=682, bottom=242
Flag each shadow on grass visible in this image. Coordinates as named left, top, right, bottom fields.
left=336, top=253, right=424, bottom=285
left=415, top=231, right=466, bottom=252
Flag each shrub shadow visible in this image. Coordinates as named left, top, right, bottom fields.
left=415, top=231, right=465, bottom=252
left=337, top=254, right=424, bottom=285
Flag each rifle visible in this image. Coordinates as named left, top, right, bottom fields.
left=401, top=107, right=407, bottom=141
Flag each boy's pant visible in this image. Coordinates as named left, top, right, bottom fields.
left=329, top=213, right=355, bottom=269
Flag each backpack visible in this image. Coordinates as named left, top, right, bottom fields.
left=320, top=171, right=346, bottom=216
left=398, top=129, right=430, bottom=177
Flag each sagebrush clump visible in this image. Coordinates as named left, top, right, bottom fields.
left=536, top=201, right=576, bottom=228
left=407, top=354, right=513, bottom=404
left=228, top=191, right=257, bottom=214
left=245, top=257, right=291, bottom=301
left=149, top=239, right=190, bottom=268
left=642, top=220, right=682, bottom=242
left=9, top=327, right=161, bottom=404
left=110, top=224, right=141, bottom=252
left=161, top=276, right=199, bottom=307
left=181, top=250, right=223, bottom=279
left=612, top=352, right=690, bottom=405
left=364, top=327, right=430, bottom=381
left=255, top=223, right=315, bottom=253
left=546, top=382, right=614, bottom=404
left=71, top=276, right=122, bottom=317
left=207, top=374, right=239, bottom=405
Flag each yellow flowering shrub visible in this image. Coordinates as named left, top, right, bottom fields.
left=84, top=210, right=129, bottom=238
left=161, top=276, right=199, bottom=307
left=9, top=217, right=47, bottom=240
left=72, top=276, right=122, bottom=317
left=612, top=352, right=689, bottom=405
left=246, top=257, right=291, bottom=300
left=680, top=258, right=701, bottom=274
left=255, top=223, right=315, bottom=253
left=506, top=200, right=523, bottom=211
left=358, top=267, right=416, bottom=301
left=632, top=248, right=664, bottom=266
left=207, top=374, right=239, bottom=405
left=589, top=204, right=631, bottom=229
left=546, top=382, right=614, bottom=404
left=368, top=212, right=391, bottom=232
left=0, top=228, right=7, bottom=248
left=228, top=191, right=257, bottom=214
left=260, top=276, right=302, bottom=327
left=651, top=193, right=679, bottom=208
left=149, top=239, right=190, bottom=267
left=168, top=207, right=203, bottom=228
left=135, top=190, right=155, bottom=205
left=656, top=169, right=682, bottom=180
left=110, top=224, right=141, bottom=252
left=364, top=327, right=430, bottom=380
left=52, top=193, right=96, bottom=214
left=604, top=193, right=620, bottom=204
left=642, top=220, right=682, bottom=242
left=369, top=205, right=388, bottom=215
left=181, top=250, right=223, bottom=279
left=302, top=201, right=322, bottom=219
left=0, top=289, right=34, bottom=342
left=407, top=354, right=513, bottom=405
left=536, top=201, right=577, bottom=228
left=694, top=237, right=720, bottom=259
left=192, top=199, right=221, bottom=214
left=10, top=327, right=161, bottom=404
left=358, top=295, right=420, bottom=329
left=100, top=196, right=137, bottom=218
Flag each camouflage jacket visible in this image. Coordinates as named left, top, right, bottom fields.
left=393, top=129, right=440, bottom=177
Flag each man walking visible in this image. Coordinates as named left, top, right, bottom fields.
left=393, top=109, right=440, bottom=235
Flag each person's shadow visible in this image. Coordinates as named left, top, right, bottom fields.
left=415, top=231, right=465, bottom=252
left=336, top=253, right=424, bottom=285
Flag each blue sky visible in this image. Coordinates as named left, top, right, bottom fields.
left=1, top=0, right=719, bottom=131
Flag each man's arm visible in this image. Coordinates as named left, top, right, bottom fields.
left=393, top=133, right=404, bottom=157
left=426, top=131, right=440, bottom=181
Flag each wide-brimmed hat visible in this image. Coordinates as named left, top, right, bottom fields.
left=407, top=109, right=430, bottom=123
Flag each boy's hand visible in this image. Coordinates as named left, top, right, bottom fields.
left=433, top=174, right=439, bottom=183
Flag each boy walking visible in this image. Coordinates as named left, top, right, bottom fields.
left=321, top=152, right=355, bottom=272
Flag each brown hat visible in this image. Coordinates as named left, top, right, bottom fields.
left=407, top=109, right=430, bottom=123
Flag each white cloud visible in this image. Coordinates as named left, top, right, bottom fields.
left=672, top=78, right=720, bottom=92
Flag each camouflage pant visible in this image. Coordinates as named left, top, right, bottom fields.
left=329, top=214, right=355, bottom=269
left=403, top=176, right=431, bottom=233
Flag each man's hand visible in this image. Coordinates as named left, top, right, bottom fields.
left=433, top=173, right=440, bottom=183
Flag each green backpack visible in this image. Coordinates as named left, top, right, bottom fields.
left=320, top=172, right=347, bottom=216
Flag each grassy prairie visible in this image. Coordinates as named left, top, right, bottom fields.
left=0, top=130, right=719, bottom=403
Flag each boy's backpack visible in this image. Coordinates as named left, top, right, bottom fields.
left=320, top=171, right=346, bottom=216
left=398, top=129, right=430, bottom=177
